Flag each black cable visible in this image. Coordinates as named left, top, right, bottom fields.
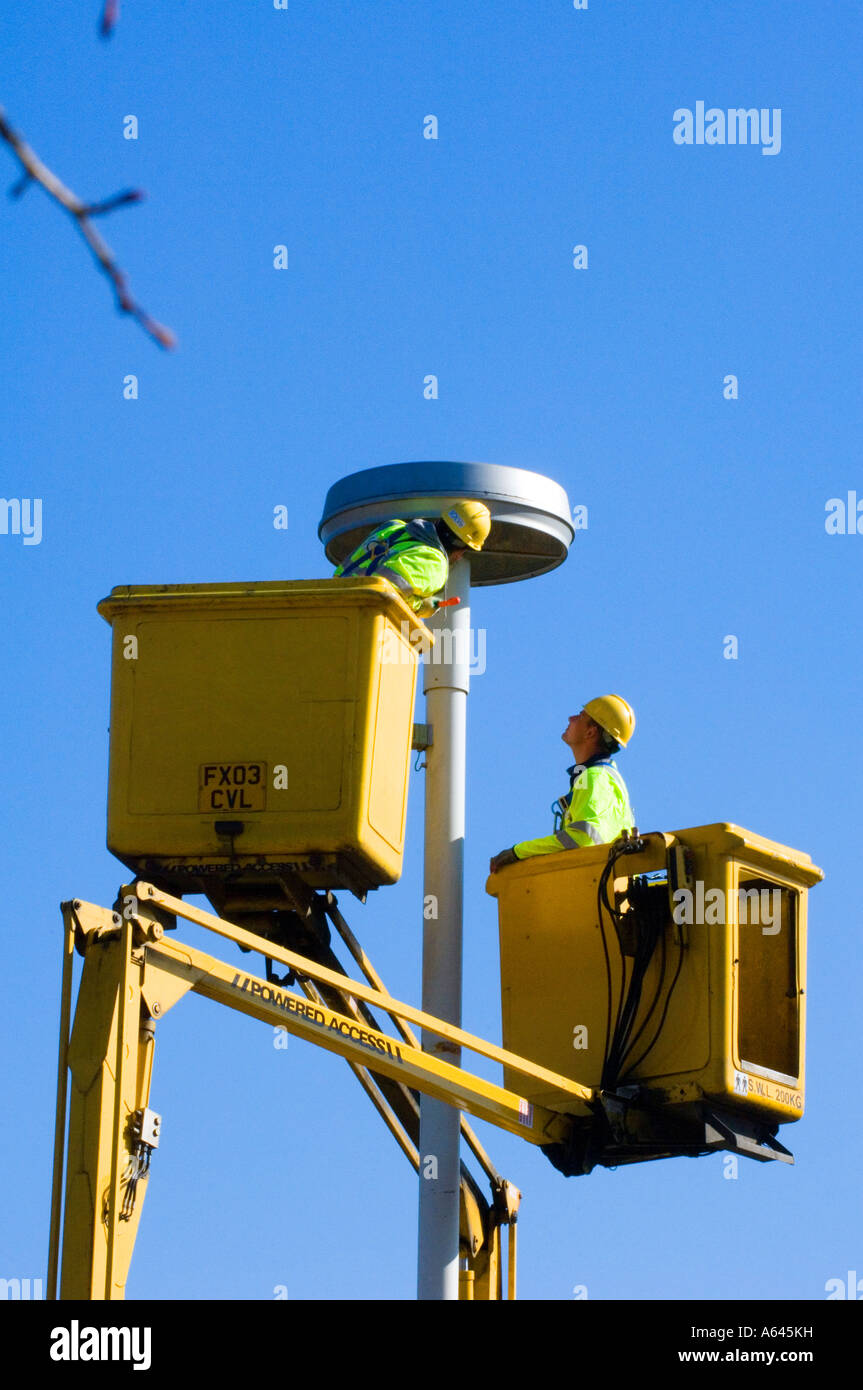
left=600, top=857, right=627, bottom=1081
left=611, top=931, right=652, bottom=1074
left=619, top=895, right=666, bottom=1061
left=596, top=865, right=615, bottom=1081
left=618, top=920, right=667, bottom=1075
left=621, top=934, right=685, bottom=1079
left=599, top=852, right=671, bottom=1089
left=597, top=841, right=647, bottom=1089
left=119, top=1143, right=152, bottom=1221
left=605, top=917, right=654, bottom=1086
left=595, top=844, right=636, bottom=1081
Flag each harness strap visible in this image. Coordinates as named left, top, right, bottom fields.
left=338, top=521, right=442, bottom=578
left=558, top=760, right=632, bottom=821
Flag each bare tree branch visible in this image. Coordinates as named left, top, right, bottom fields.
left=0, top=106, right=176, bottom=348
left=100, top=1, right=120, bottom=39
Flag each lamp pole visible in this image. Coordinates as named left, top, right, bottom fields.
left=417, top=554, right=470, bottom=1300
left=319, top=461, right=573, bottom=1301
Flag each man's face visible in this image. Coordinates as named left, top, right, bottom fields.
left=562, top=710, right=590, bottom=741
left=562, top=710, right=602, bottom=760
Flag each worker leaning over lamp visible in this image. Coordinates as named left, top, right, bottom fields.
left=333, top=501, right=491, bottom=617
left=489, top=696, right=636, bottom=872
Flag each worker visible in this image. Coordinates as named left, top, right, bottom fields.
left=489, top=695, right=636, bottom=872
left=333, top=501, right=491, bottom=616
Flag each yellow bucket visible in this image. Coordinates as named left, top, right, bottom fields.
left=487, top=824, right=822, bottom=1126
left=99, top=578, right=428, bottom=892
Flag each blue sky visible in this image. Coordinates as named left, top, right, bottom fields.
left=1, top=1, right=861, bottom=1302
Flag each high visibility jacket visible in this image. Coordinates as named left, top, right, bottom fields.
left=333, top=519, right=449, bottom=614
left=513, top=758, right=635, bottom=860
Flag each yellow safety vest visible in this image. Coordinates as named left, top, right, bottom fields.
left=513, top=759, right=635, bottom=859
left=334, top=520, right=449, bottom=613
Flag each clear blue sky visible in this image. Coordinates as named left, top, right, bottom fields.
left=1, top=1, right=860, bottom=1302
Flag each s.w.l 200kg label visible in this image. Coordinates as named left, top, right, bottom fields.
left=198, top=762, right=266, bottom=812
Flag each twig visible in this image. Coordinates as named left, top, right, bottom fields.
left=100, top=1, right=120, bottom=39
left=0, top=106, right=175, bottom=348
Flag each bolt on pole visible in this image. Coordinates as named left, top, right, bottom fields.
left=417, top=553, right=470, bottom=1300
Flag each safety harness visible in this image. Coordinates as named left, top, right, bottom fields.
left=551, top=759, right=633, bottom=847
left=336, top=520, right=445, bottom=579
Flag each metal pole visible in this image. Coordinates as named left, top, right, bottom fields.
left=417, top=553, right=470, bottom=1300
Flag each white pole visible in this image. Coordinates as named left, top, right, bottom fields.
left=417, top=553, right=470, bottom=1300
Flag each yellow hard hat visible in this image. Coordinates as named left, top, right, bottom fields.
left=583, top=694, right=635, bottom=747
left=440, top=500, right=491, bottom=551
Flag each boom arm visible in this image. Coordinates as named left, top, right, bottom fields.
left=49, top=884, right=588, bottom=1300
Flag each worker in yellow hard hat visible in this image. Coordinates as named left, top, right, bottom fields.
left=489, top=696, right=636, bottom=872
left=334, top=500, right=491, bottom=617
